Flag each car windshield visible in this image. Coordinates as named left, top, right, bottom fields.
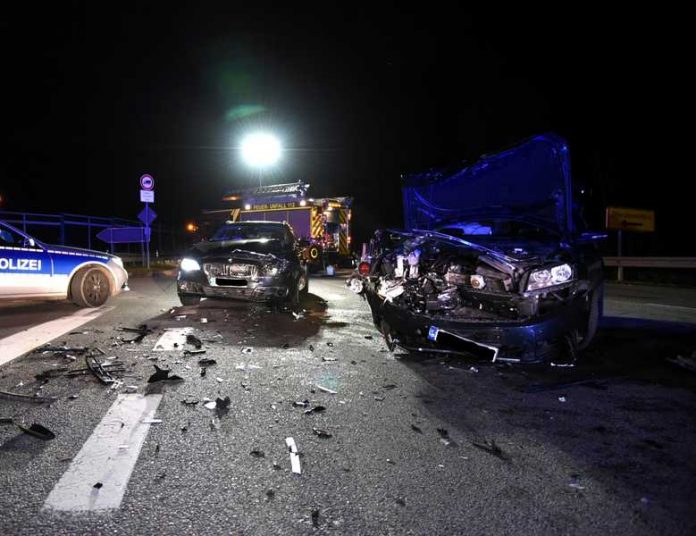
left=437, top=219, right=559, bottom=240
left=209, top=223, right=286, bottom=242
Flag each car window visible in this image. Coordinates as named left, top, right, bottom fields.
left=209, top=223, right=286, bottom=242
left=0, top=225, right=24, bottom=246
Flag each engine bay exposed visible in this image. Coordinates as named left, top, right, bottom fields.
left=369, top=230, right=579, bottom=321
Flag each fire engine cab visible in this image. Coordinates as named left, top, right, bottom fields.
left=208, top=182, right=353, bottom=269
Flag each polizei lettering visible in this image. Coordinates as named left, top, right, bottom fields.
left=0, top=258, right=42, bottom=271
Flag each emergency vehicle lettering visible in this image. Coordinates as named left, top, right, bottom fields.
left=0, top=258, right=42, bottom=271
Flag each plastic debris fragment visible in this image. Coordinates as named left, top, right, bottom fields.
left=312, top=427, right=332, bottom=439
left=17, top=423, right=55, bottom=440
left=316, top=385, right=337, bottom=394
left=285, top=437, right=301, bottom=474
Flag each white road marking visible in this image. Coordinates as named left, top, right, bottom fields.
left=0, top=306, right=113, bottom=367
left=43, top=393, right=163, bottom=512
left=152, top=327, right=193, bottom=351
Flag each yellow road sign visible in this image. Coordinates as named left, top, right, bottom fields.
left=605, top=207, right=655, bottom=232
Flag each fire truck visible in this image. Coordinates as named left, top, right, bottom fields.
left=211, top=181, right=354, bottom=269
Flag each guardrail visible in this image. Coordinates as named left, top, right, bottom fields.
left=603, top=256, right=696, bottom=282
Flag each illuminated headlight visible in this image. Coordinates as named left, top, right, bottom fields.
left=267, top=267, right=279, bottom=276
left=180, top=258, right=201, bottom=272
left=264, top=260, right=287, bottom=276
left=527, top=264, right=573, bottom=291
left=112, top=256, right=124, bottom=268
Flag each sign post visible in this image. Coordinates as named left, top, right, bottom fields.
left=139, top=174, right=156, bottom=269
left=605, top=206, right=655, bottom=282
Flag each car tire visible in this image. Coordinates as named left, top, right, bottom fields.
left=298, top=269, right=309, bottom=296
left=179, top=294, right=201, bottom=306
left=577, top=284, right=602, bottom=351
left=70, top=266, right=111, bottom=308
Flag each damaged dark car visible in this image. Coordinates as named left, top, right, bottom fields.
left=363, top=134, right=604, bottom=366
left=177, top=221, right=309, bottom=307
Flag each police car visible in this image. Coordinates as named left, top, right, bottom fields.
left=0, top=221, right=128, bottom=307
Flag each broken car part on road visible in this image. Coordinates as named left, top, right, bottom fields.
left=362, top=135, right=605, bottom=365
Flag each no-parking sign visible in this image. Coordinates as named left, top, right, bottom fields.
left=140, top=174, right=155, bottom=191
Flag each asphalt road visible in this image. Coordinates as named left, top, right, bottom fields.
left=1, top=276, right=695, bottom=535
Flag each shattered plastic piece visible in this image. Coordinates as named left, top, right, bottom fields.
left=396, top=498, right=406, bottom=507
left=204, top=401, right=217, bottom=410
left=198, top=358, right=217, bottom=365
left=312, top=510, right=320, bottom=528
left=411, top=424, right=423, bottom=434
left=304, top=406, right=326, bottom=415
left=216, top=377, right=224, bottom=383
left=200, top=367, right=207, bottom=377
left=183, top=349, right=206, bottom=356
left=265, top=489, right=275, bottom=500
left=186, top=334, right=203, bottom=349
left=569, top=475, right=585, bottom=490
left=181, top=398, right=199, bottom=405
left=247, top=364, right=262, bottom=369
left=322, top=356, right=337, bottom=362
left=147, top=365, right=184, bottom=383
left=666, top=354, right=696, bottom=373
left=309, top=345, right=314, bottom=352
left=17, top=423, right=55, bottom=441
left=374, top=396, right=385, bottom=401
left=285, top=437, right=302, bottom=474
left=326, top=342, right=334, bottom=347
left=316, top=385, right=337, bottom=394
left=241, top=347, right=253, bottom=354
left=469, top=366, right=479, bottom=373
left=93, top=482, right=103, bottom=489
left=364, top=335, right=374, bottom=340
left=292, top=311, right=304, bottom=320
left=215, top=397, right=231, bottom=416
left=558, top=396, right=567, bottom=403
left=68, top=394, right=79, bottom=400
left=282, top=343, right=290, bottom=349
left=85, top=355, right=118, bottom=385
left=382, top=384, right=398, bottom=390
left=293, top=400, right=310, bottom=408
left=200, top=318, right=208, bottom=324
left=312, top=427, right=332, bottom=439
left=124, top=385, right=138, bottom=394
left=250, top=449, right=265, bottom=458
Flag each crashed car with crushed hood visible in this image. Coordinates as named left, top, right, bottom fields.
left=362, top=134, right=604, bottom=365
left=177, top=221, right=308, bottom=306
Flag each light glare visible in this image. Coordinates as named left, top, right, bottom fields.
left=240, top=133, right=282, bottom=168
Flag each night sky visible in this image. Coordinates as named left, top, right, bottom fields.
left=1, top=4, right=689, bottom=253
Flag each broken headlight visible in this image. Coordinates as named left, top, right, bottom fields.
left=263, top=259, right=288, bottom=276
left=526, top=264, right=573, bottom=291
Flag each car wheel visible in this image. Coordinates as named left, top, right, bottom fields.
left=70, top=266, right=111, bottom=308
left=577, top=284, right=602, bottom=351
left=179, top=294, right=201, bottom=306
left=297, top=270, right=309, bottom=296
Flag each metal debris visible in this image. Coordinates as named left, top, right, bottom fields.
left=85, top=355, right=120, bottom=385
left=312, top=427, right=332, bottom=439
left=0, top=390, right=57, bottom=404
left=304, top=406, right=326, bottom=415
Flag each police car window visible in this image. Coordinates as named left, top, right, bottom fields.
left=0, top=226, right=22, bottom=246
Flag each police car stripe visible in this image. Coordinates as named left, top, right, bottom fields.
left=0, top=245, right=109, bottom=259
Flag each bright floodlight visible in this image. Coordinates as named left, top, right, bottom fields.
left=240, top=132, right=282, bottom=168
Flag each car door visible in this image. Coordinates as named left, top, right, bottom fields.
left=0, top=223, right=55, bottom=298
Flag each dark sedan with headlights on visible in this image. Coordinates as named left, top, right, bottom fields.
left=176, top=221, right=308, bottom=307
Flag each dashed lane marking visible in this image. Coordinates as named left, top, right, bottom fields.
left=43, top=393, right=163, bottom=512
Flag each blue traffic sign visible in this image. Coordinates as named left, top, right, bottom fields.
left=97, top=227, right=147, bottom=244
left=140, top=174, right=155, bottom=190
left=138, top=207, right=157, bottom=226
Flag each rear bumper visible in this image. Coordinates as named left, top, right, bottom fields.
left=366, top=291, right=587, bottom=364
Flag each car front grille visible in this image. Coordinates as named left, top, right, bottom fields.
left=203, top=263, right=259, bottom=280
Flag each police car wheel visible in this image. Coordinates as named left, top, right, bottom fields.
left=71, top=267, right=111, bottom=308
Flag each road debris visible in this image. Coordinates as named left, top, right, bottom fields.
left=374, top=395, right=385, bottom=401
left=411, top=424, right=423, bottom=434
left=186, top=334, right=203, bottom=349
left=17, top=423, right=55, bottom=440
left=285, top=437, right=301, bottom=474
left=181, top=398, right=199, bottom=405
left=265, top=490, right=275, bottom=500
left=309, top=345, right=314, bottom=352
left=382, top=384, right=398, bottom=390
left=312, top=427, right=332, bottom=438
left=472, top=439, right=509, bottom=461
left=0, top=390, right=57, bottom=404
left=85, top=355, right=122, bottom=385
left=326, top=342, right=334, bottom=347
left=183, top=349, right=207, bottom=356
left=200, top=318, right=208, bottom=324
left=198, top=358, right=217, bottom=365
left=120, top=325, right=153, bottom=344
left=250, top=449, right=265, bottom=458
left=667, top=353, right=696, bottom=373
left=364, top=335, right=374, bottom=340
left=558, top=396, right=567, bottom=403
left=569, top=475, right=585, bottom=490
left=316, top=384, right=337, bottom=394
left=39, top=345, right=88, bottom=354
left=147, top=365, right=184, bottom=383
left=200, top=367, right=207, bottom=377
left=322, top=356, right=337, bottom=362
left=124, top=385, right=138, bottom=394
left=93, top=482, right=103, bottom=489
left=293, top=400, right=309, bottom=408
left=437, top=428, right=457, bottom=447
left=241, top=347, right=253, bottom=354
left=304, top=406, right=326, bottom=415
left=395, top=498, right=406, bottom=507
left=142, top=418, right=163, bottom=424
left=312, top=509, right=320, bottom=528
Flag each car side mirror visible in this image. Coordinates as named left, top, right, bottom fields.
left=25, top=238, right=36, bottom=248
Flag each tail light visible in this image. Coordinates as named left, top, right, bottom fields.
left=358, top=261, right=370, bottom=276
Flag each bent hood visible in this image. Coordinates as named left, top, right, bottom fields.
left=186, top=239, right=286, bottom=260
left=402, top=134, right=574, bottom=235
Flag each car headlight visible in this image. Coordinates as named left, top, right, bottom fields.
left=527, top=263, right=573, bottom=291
left=112, top=256, right=124, bottom=268
left=180, top=258, right=201, bottom=272
left=263, top=260, right=288, bottom=276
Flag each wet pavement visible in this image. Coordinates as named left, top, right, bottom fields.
left=1, top=275, right=695, bottom=535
